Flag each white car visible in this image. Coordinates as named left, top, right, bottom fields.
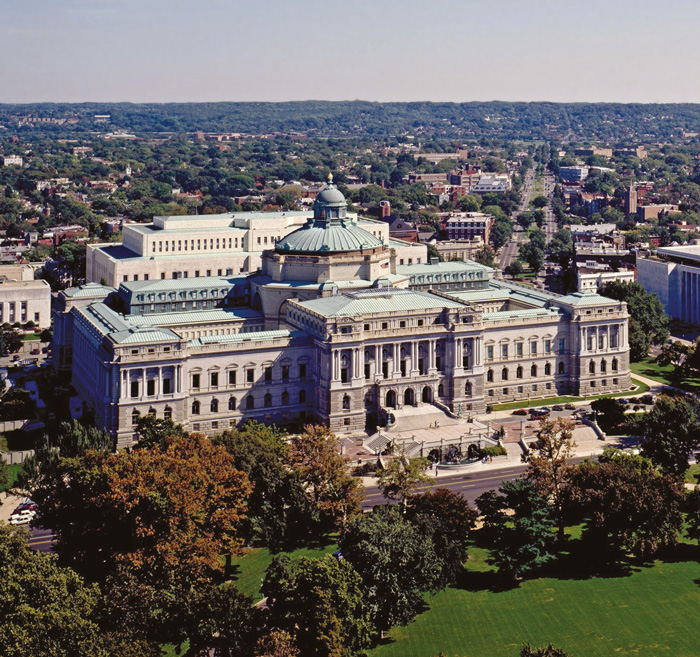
left=9, top=509, right=36, bottom=525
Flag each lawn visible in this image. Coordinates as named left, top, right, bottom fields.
left=686, top=463, right=700, bottom=484
left=0, top=463, right=23, bottom=492
left=370, top=543, right=700, bottom=657
left=630, top=358, right=700, bottom=393
left=491, top=377, right=650, bottom=411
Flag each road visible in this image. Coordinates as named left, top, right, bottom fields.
left=498, top=166, right=535, bottom=270
left=543, top=169, right=557, bottom=244
left=26, top=526, right=55, bottom=552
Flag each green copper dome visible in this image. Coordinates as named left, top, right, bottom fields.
left=276, top=177, right=385, bottom=255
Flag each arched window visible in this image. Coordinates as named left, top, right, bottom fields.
left=281, top=391, right=289, bottom=406
left=246, top=396, right=255, bottom=410
left=164, top=406, right=172, bottom=420
left=191, top=400, right=200, bottom=415
left=147, top=407, right=156, bottom=416
left=501, top=367, right=508, bottom=381
left=299, top=390, right=307, bottom=403
left=465, top=382, right=472, bottom=397
left=210, top=398, right=219, bottom=413
left=342, top=395, right=351, bottom=410
left=228, top=396, right=237, bottom=411
left=589, top=361, right=595, bottom=374
left=487, top=369, right=494, bottom=382
left=544, top=363, right=552, bottom=376
left=516, top=366, right=523, bottom=379
left=531, top=364, right=537, bottom=377
left=264, top=393, right=272, bottom=408
left=558, top=362, right=565, bottom=374
left=438, top=383, right=444, bottom=397
left=601, top=359, right=607, bottom=373
left=131, top=409, right=140, bottom=426
left=612, top=358, right=618, bottom=372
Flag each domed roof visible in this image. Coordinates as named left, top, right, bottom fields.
left=275, top=174, right=385, bottom=255
left=276, top=219, right=384, bottom=254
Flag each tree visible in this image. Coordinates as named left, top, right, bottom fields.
left=567, top=449, right=684, bottom=559
left=339, top=505, right=442, bottom=632
left=590, top=397, right=628, bottom=432
left=263, top=555, right=374, bottom=657
left=406, top=488, right=478, bottom=587
left=532, top=195, right=549, bottom=208
left=0, top=454, right=8, bottom=490
left=519, top=241, right=546, bottom=273
left=214, top=421, right=311, bottom=549
left=473, top=245, right=496, bottom=267
left=376, top=451, right=433, bottom=511
left=475, top=479, right=557, bottom=580
left=639, top=395, right=700, bottom=478
left=0, top=325, right=22, bottom=355
left=134, top=414, right=186, bottom=449
left=287, top=425, right=364, bottom=532
left=0, top=525, right=108, bottom=657
left=490, top=218, right=513, bottom=250
left=505, top=260, right=524, bottom=277
left=524, top=418, right=576, bottom=540
left=254, top=630, right=300, bottom=657
left=521, top=644, right=572, bottom=657
left=656, top=340, right=690, bottom=370
left=599, top=281, right=669, bottom=361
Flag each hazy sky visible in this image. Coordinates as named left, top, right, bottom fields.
left=3, top=0, right=700, bottom=103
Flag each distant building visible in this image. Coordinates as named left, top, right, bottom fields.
left=407, top=172, right=448, bottom=184
left=432, top=239, right=485, bottom=262
left=3, top=155, right=23, bottom=167
left=574, top=147, right=613, bottom=158
left=444, top=213, right=494, bottom=242
left=576, top=262, right=635, bottom=292
left=637, top=204, right=680, bottom=222
left=472, top=175, right=510, bottom=194
left=625, top=185, right=638, bottom=217
left=0, top=275, right=51, bottom=327
left=559, top=166, right=589, bottom=183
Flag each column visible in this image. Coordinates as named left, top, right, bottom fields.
left=157, top=367, right=162, bottom=396
left=393, top=343, right=400, bottom=375
left=374, top=344, right=381, bottom=378
left=410, top=341, right=419, bottom=375
left=429, top=339, right=436, bottom=371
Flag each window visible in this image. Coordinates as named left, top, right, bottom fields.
left=364, top=324, right=370, bottom=330
left=558, top=362, right=565, bottom=374
left=342, top=395, right=351, bottom=410
left=598, top=333, right=604, bottom=350
left=210, top=372, right=219, bottom=388
left=246, top=369, right=255, bottom=384
left=228, top=396, right=237, bottom=410
left=487, top=369, right=494, bottom=382
left=192, top=400, right=200, bottom=415
left=228, top=370, right=237, bottom=386
left=559, top=338, right=565, bottom=352
left=299, top=390, right=306, bottom=403
left=264, top=367, right=272, bottom=382
left=601, top=359, right=607, bottom=373
left=612, top=358, right=618, bottom=372
left=516, top=366, right=523, bottom=379
left=503, top=388, right=509, bottom=396
left=210, top=399, right=218, bottom=413
left=516, top=343, right=523, bottom=357
left=299, top=363, right=307, bottom=378
left=281, top=391, right=289, bottom=406
left=501, top=367, right=508, bottom=381
left=246, top=396, right=255, bottom=410
left=589, top=361, right=595, bottom=374
left=544, top=363, right=552, bottom=376
left=501, top=344, right=508, bottom=358
left=530, top=342, right=537, bottom=355
left=147, top=380, right=155, bottom=396
left=264, top=393, right=272, bottom=408
left=130, top=381, right=139, bottom=398
left=417, top=319, right=424, bottom=326
left=531, top=364, right=537, bottom=377
left=164, top=406, right=172, bottom=420
left=465, top=382, right=472, bottom=397
left=438, top=383, right=444, bottom=397
left=400, top=321, right=406, bottom=328
left=192, top=374, right=200, bottom=390
left=282, top=365, right=289, bottom=380
left=382, top=322, right=388, bottom=330
left=544, top=339, right=551, bottom=353
left=486, top=345, right=494, bottom=360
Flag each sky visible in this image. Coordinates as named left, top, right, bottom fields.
left=2, top=0, right=700, bottom=103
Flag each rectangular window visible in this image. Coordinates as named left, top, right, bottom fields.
left=501, top=344, right=508, bottom=358
left=192, top=374, right=200, bottom=389
left=264, top=367, right=272, bottom=382
left=382, top=322, right=388, bottom=330
left=516, top=343, right=523, bottom=357
left=544, top=339, right=551, bottom=353
left=530, top=342, right=537, bottom=355
left=163, top=379, right=172, bottom=394
left=147, top=380, right=155, bottom=396
left=559, top=338, right=565, bottom=352
left=299, top=363, right=307, bottom=378
left=598, top=334, right=604, bottom=349
left=364, top=324, right=370, bottom=331
left=130, top=381, right=139, bottom=398
left=247, top=369, right=255, bottom=383
left=282, top=365, right=289, bottom=380
left=161, top=273, right=166, bottom=280
left=486, top=345, right=494, bottom=360
left=228, top=370, right=237, bottom=386
left=210, top=372, right=219, bottom=387
left=144, top=274, right=149, bottom=281
left=34, top=312, right=40, bottom=323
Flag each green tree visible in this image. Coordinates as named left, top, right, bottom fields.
left=263, top=554, right=374, bottom=657
left=524, top=418, right=576, bottom=541
left=134, top=414, right=186, bottom=449
left=519, top=241, right=546, bottom=273
left=473, top=245, right=496, bottom=267
left=591, top=397, right=628, bottom=431
left=567, top=449, right=684, bottom=559
left=531, top=195, right=549, bottom=208
left=505, top=260, right=524, bottom=277
left=639, top=395, right=700, bottom=477
left=521, top=644, right=572, bottom=657
left=376, top=451, right=433, bottom=511
left=599, top=281, right=669, bottom=361
left=0, top=325, right=22, bottom=355
left=339, top=505, right=442, bottom=632
left=490, top=218, right=513, bottom=250
left=0, top=525, right=108, bottom=657
left=476, top=479, right=557, bottom=580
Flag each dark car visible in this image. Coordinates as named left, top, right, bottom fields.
left=512, top=409, right=528, bottom=416
left=552, top=405, right=564, bottom=411
left=530, top=407, right=551, bottom=418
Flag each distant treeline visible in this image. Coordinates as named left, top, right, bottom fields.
left=3, top=100, right=700, bottom=141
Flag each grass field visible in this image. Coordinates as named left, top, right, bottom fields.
left=630, top=358, right=700, bottom=393
left=491, top=378, right=650, bottom=411
left=370, top=544, right=700, bottom=657
left=686, top=463, right=700, bottom=484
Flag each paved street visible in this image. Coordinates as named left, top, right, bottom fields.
left=498, top=166, right=535, bottom=270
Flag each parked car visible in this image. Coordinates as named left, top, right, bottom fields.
left=512, top=409, right=528, bottom=416
left=640, top=394, right=655, bottom=405
left=13, top=502, right=37, bottom=514
left=9, top=510, right=35, bottom=525
left=530, top=407, right=551, bottom=418
left=564, top=403, right=576, bottom=410
left=552, top=405, right=564, bottom=411
left=618, top=398, right=629, bottom=404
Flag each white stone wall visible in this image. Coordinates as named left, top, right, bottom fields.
left=0, top=280, right=51, bottom=328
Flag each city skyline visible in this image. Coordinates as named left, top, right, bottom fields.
left=3, top=0, right=700, bottom=104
